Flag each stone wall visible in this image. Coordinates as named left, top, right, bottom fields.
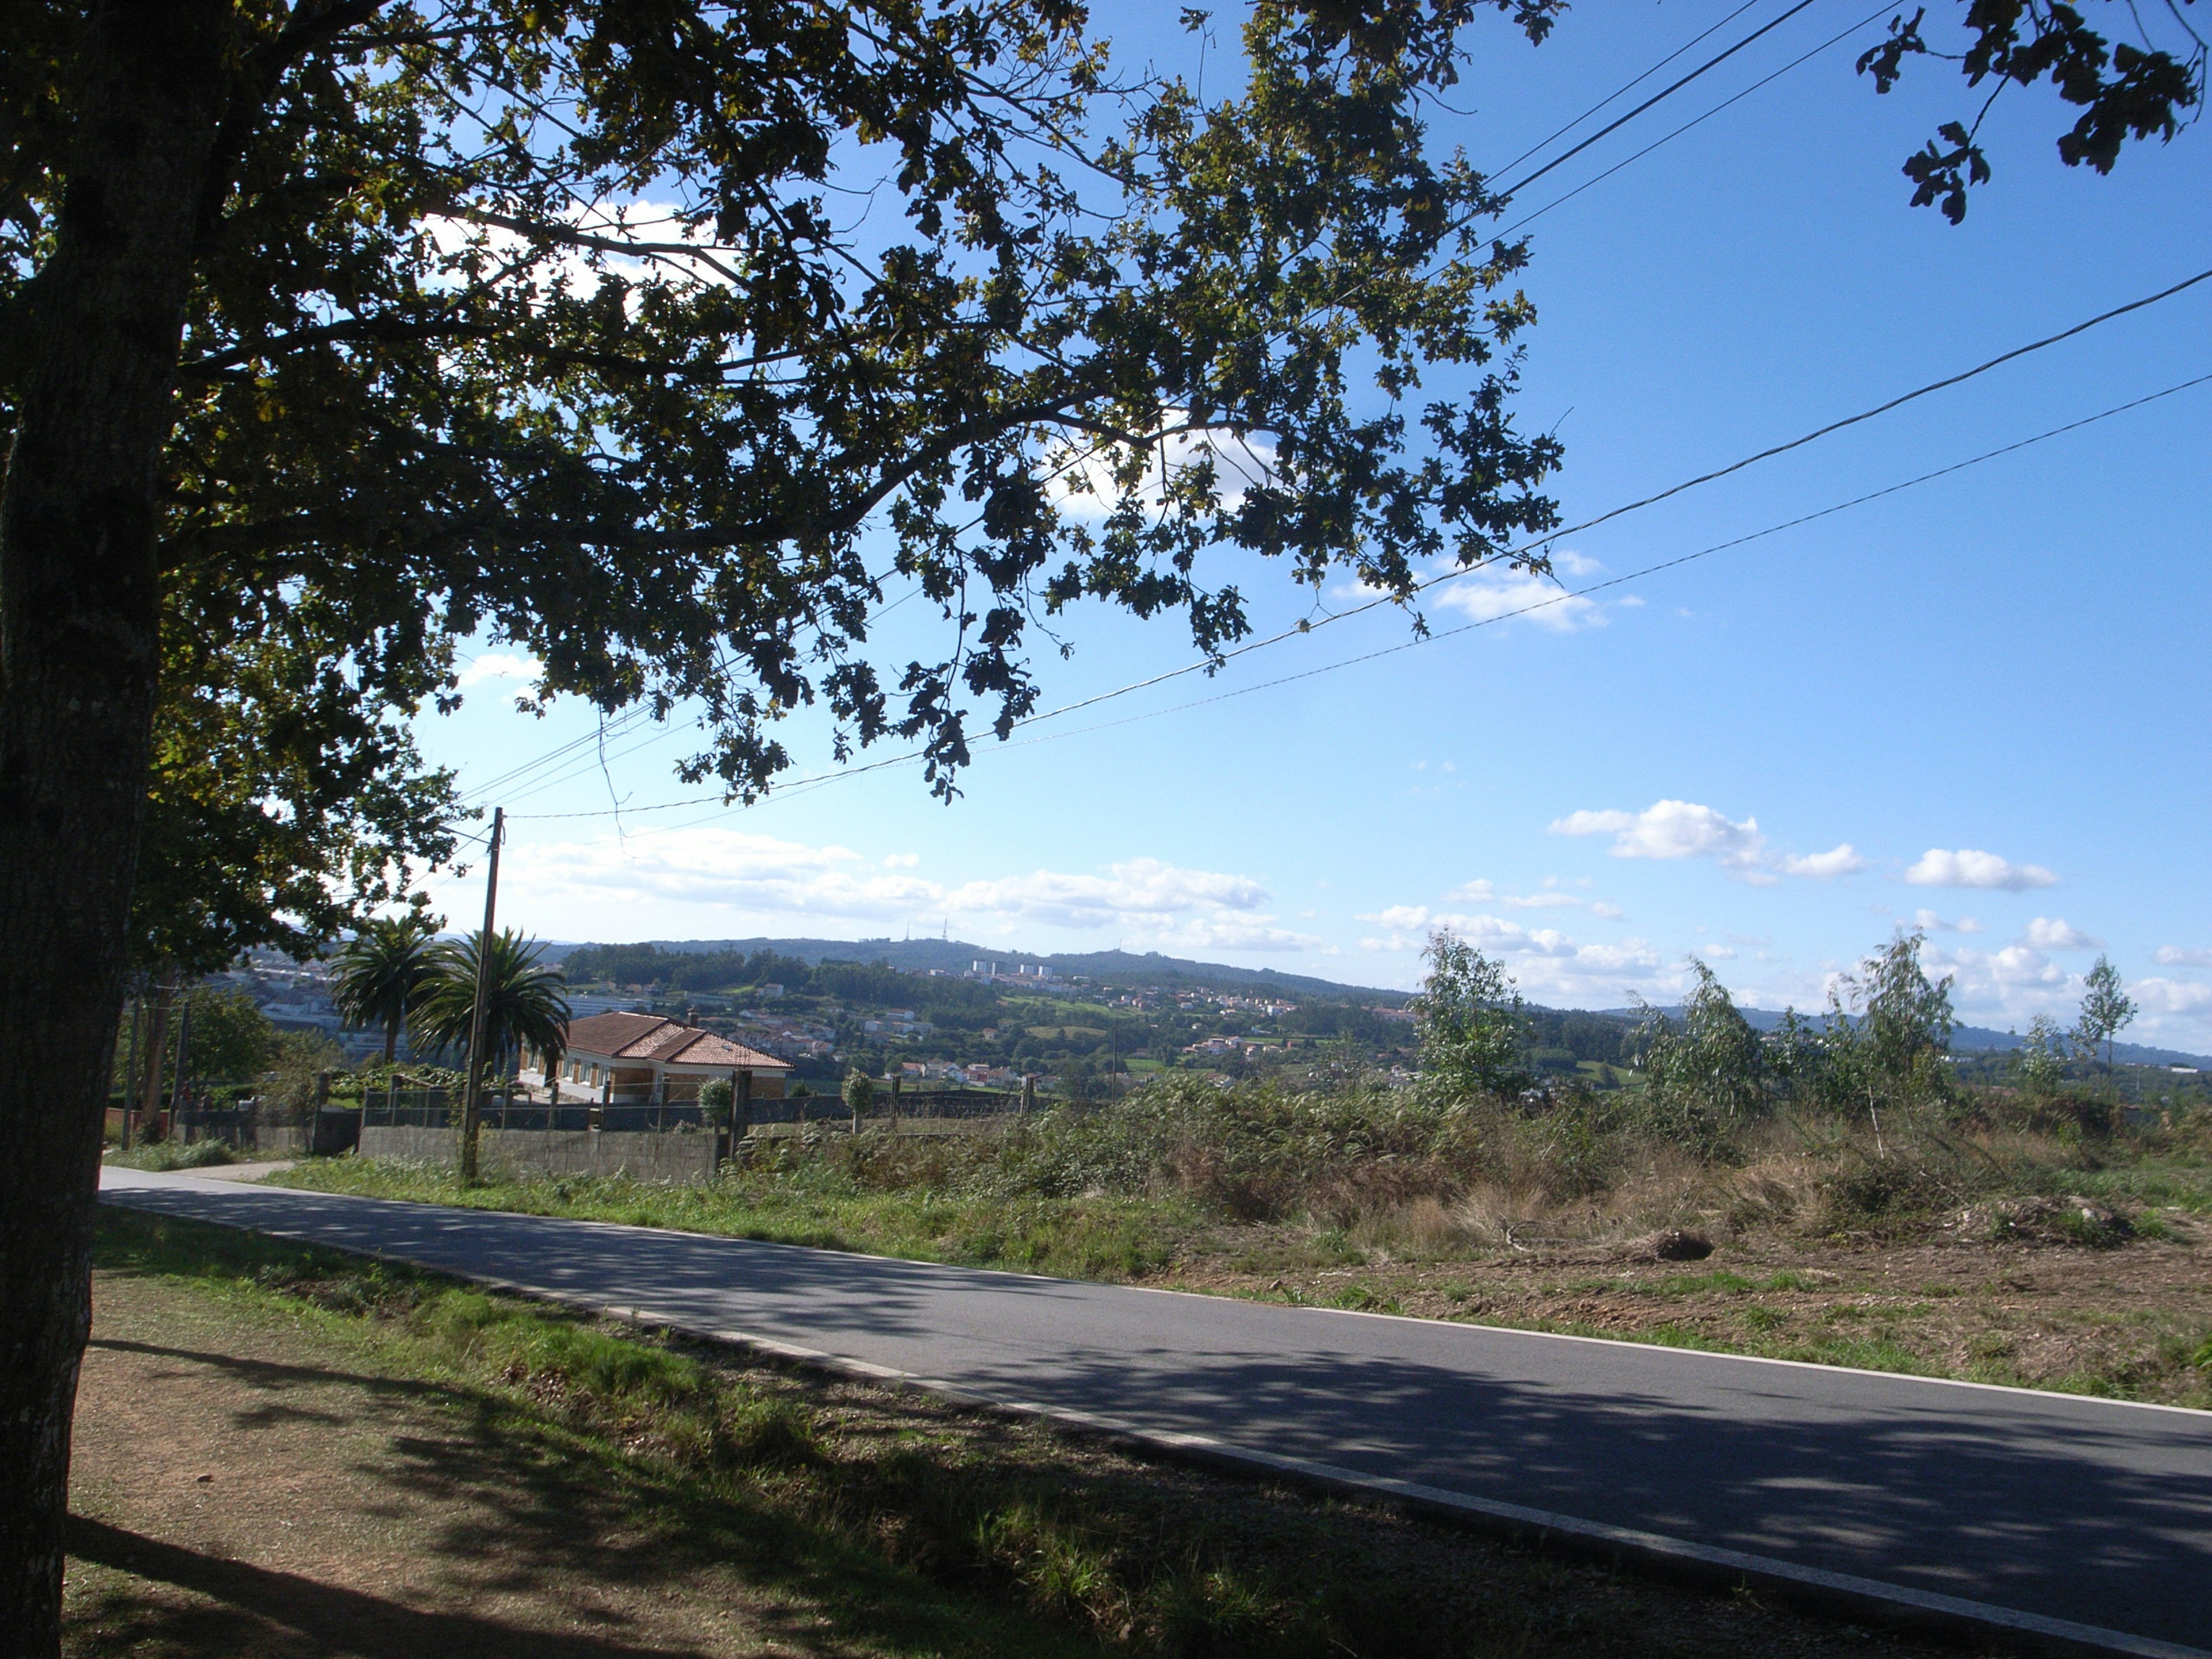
left=356, top=1124, right=719, bottom=1184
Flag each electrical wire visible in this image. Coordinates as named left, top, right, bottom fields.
left=504, top=366, right=2212, bottom=829
left=1488, top=0, right=1824, bottom=199
left=1484, top=0, right=1768, bottom=184
left=1486, top=2, right=1894, bottom=244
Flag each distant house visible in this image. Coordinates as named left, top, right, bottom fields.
left=536, top=1011, right=791, bottom=1104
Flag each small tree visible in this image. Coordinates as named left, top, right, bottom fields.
left=1414, top=931, right=1527, bottom=1101
left=698, top=1077, right=734, bottom=1128
left=842, top=1069, right=876, bottom=1130
left=2071, top=956, right=2137, bottom=1090
left=174, top=988, right=275, bottom=1091
left=259, top=1031, right=346, bottom=1126
left=2016, top=1014, right=2069, bottom=1097
left=1815, top=931, right=1956, bottom=1152
left=1634, top=961, right=1766, bottom=1156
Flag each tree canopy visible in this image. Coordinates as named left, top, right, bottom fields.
left=4, top=0, right=1574, bottom=982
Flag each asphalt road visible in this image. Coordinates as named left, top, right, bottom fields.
left=100, top=1167, right=2212, bottom=1656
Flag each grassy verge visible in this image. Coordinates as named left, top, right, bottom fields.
left=86, top=1206, right=1952, bottom=1658
left=271, top=1152, right=2212, bottom=1407
left=276, top=1153, right=1213, bottom=1279
left=105, top=1140, right=238, bottom=1172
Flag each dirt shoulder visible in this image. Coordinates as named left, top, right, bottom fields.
left=69, top=1210, right=1972, bottom=1659
left=67, top=1272, right=859, bottom=1658
left=1165, top=1224, right=2212, bottom=1407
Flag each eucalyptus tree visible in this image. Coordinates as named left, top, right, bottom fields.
left=3, top=5, right=1588, bottom=1632
left=2071, top=956, right=2138, bottom=1085
left=1415, top=930, right=1528, bottom=1100
left=330, top=914, right=445, bottom=1065
left=1634, top=961, right=1767, bottom=1157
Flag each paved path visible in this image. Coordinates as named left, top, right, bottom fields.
left=101, top=1168, right=2212, bottom=1656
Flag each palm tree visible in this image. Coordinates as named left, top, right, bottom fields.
left=412, top=928, right=570, bottom=1081
left=330, top=914, right=443, bottom=1065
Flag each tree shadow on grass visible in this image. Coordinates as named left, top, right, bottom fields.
left=67, top=1516, right=709, bottom=1659
left=72, top=1336, right=1080, bottom=1659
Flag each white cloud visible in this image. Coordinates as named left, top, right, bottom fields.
left=1551, top=800, right=1767, bottom=870
left=1905, top=848, right=2057, bottom=891
left=520, top=829, right=930, bottom=921
left=1783, top=843, right=1867, bottom=879
left=1426, top=562, right=1607, bottom=631
left=2154, top=945, right=2212, bottom=968
left=512, top=834, right=1316, bottom=950
left=426, top=200, right=738, bottom=306
left=458, top=651, right=541, bottom=687
left=1354, top=907, right=1668, bottom=1002
left=2021, top=916, right=2102, bottom=950
left=1913, top=908, right=1984, bottom=935
left=1047, top=419, right=1277, bottom=520
left=943, top=857, right=1268, bottom=931
left=2135, top=978, right=2212, bottom=1016
left=1589, top=902, right=1626, bottom=921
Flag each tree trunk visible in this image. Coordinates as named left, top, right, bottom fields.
left=0, top=5, right=233, bottom=1652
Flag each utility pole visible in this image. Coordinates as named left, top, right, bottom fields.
left=170, top=993, right=195, bottom=1143
left=134, top=972, right=176, bottom=1147
left=116, top=992, right=143, bottom=1152
left=458, top=807, right=504, bottom=1184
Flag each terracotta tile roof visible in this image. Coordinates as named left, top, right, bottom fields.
left=562, top=1010, right=789, bottom=1071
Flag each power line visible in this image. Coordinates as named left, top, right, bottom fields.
left=1487, top=2, right=1893, bottom=244
left=506, top=365, right=2212, bottom=829
left=993, top=369, right=2212, bottom=749
left=1489, top=0, right=1824, bottom=199
left=1485, top=0, right=1768, bottom=184
left=934, top=260, right=2212, bottom=738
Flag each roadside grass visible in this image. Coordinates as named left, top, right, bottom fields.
left=276, top=1154, right=1213, bottom=1281
left=105, top=1140, right=237, bottom=1172
left=86, top=1207, right=1953, bottom=1659
left=267, top=1079, right=2212, bottom=1410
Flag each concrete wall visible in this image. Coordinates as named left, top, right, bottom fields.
left=357, top=1124, right=719, bottom=1184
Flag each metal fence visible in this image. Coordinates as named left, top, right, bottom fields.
left=332, top=1084, right=1036, bottom=1141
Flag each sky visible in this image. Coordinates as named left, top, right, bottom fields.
left=406, top=2, right=2212, bottom=1046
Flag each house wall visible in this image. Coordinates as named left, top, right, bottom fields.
left=357, top=1124, right=719, bottom=1184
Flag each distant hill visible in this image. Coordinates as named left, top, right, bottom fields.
left=551, top=933, right=1408, bottom=1002
left=546, top=933, right=2212, bottom=1066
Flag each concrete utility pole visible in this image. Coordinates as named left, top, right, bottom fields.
left=458, top=806, right=503, bottom=1184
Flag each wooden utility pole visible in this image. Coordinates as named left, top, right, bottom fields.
left=458, top=807, right=503, bottom=1184
left=169, top=993, right=195, bottom=1143
left=134, top=974, right=176, bottom=1147
left=117, top=994, right=144, bottom=1152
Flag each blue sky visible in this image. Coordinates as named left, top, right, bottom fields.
left=409, top=2, right=2212, bottom=1043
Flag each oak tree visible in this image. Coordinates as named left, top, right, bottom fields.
left=0, top=3, right=1571, bottom=1641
